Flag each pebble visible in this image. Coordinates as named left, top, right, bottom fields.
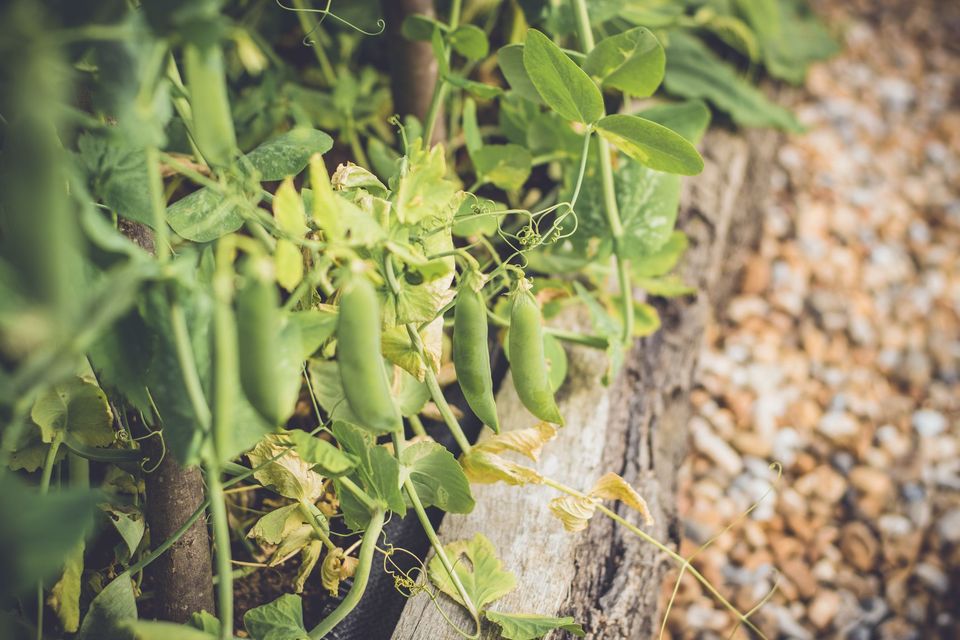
left=673, top=1, right=960, bottom=636
left=912, top=409, right=947, bottom=437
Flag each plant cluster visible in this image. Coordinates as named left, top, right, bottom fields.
left=0, top=0, right=833, bottom=639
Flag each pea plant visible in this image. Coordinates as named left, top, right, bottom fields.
left=0, top=0, right=833, bottom=639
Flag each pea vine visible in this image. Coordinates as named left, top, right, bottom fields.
left=0, top=0, right=834, bottom=639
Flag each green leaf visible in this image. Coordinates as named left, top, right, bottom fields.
left=285, top=429, right=356, bottom=476
left=664, top=32, right=802, bottom=131
left=77, top=132, right=153, bottom=227
left=77, top=575, right=137, bottom=640
left=583, top=27, right=665, bottom=97
left=428, top=533, right=517, bottom=609
left=290, top=308, right=337, bottom=359
left=101, top=504, right=146, bottom=557
left=244, top=594, right=309, bottom=640
left=616, top=161, right=683, bottom=259
left=306, top=359, right=363, bottom=424
left=189, top=611, right=221, bottom=636
left=449, top=24, right=489, bottom=60
left=165, top=186, right=241, bottom=244
left=125, top=621, right=214, bottom=640
left=273, top=178, right=307, bottom=236
left=735, top=0, right=838, bottom=85
left=400, top=441, right=475, bottom=514
left=49, top=541, right=84, bottom=631
left=401, top=14, right=443, bottom=41
left=636, top=274, right=696, bottom=298
left=637, top=100, right=712, bottom=144
left=484, top=611, right=585, bottom=640
left=522, top=29, right=604, bottom=124
left=246, top=128, right=334, bottom=181
left=394, top=139, right=461, bottom=226
left=167, top=129, right=332, bottom=242
left=248, top=434, right=325, bottom=502
left=595, top=114, right=704, bottom=175
left=330, top=422, right=405, bottom=529
left=248, top=503, right=304, bottom=546
left=497, top=44, right=544, bottom=105
left=31, top=377, right=114, bottom=446
left=472, top=144, right=533, bottom=191
left=444, top=73, right=503, bottom=100
left=632, top=231, right=688, bottom=277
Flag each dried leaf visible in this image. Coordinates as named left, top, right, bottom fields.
left=460, top=450, right=543, bottom=486
left=590, top=472, right=654, bottom=526
left=548, top=496, right=597, bottom=532
left=294, top=540, right=323, bottom=593
left=247, top=434, right=325, bottom=502
left=472, top=423, right=557, bottom=461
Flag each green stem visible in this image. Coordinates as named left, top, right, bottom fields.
left=541, top=478, right=766, bottom=638
left=298, top=501, right=336, bottom=551
left=410, top=327, right=472, bottom=453
left=569, top=0, right=634, bottom=345
left=293, top=0, right=337, bottom=85
left=205, top=463, right=233, bottom=639
left=146, top=146, right=170, bottom=262
left=407, top=414, right=428, bottom=437
left=308, top=508, right=386, bottom=639
left=384, top=255, right=471, bottom=453
left=168, top=300, right=212, bottom=431
left=36, top=434, right=64, bottom=640
left=423, top=0, right=463, bottom=144
left=403, top=476, right=480, bottom=623
left=337, top=476, right=379, bottom=514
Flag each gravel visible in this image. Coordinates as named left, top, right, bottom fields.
left=665, top=0, right=960, bottom=637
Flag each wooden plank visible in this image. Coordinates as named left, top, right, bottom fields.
left=391, top=128, right=781, bottom=639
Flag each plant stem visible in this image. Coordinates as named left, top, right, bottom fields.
left=205, top=463, right=233, bottom=639
left=168, top=300, right=212, bottom=431
left=541, top=477, right=766, bottom=638
left=146, top=146, right=170, bottom=262
left=308, top=508, right=386, bottom=639
left=408, top=413, right=428, bottom=437
left=423, top=0, right=463, bottom=143
left=403, top=476, right=480, bottom=622
left=36, top=433, right=64, bottom=640
left=569, top=0, right=634, bottom=345
left=292, top=0, right=337, bottom=86
left=298, top=501, right=336, bottom=551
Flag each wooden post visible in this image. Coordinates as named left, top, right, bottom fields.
left=391, top=128, right=781, bottom=639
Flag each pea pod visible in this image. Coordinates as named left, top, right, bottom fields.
left=508, top=279, right=564, bottom=425
left=453, top=276, right=500, bottom=433
left=184, top=42, right=237, bottom=166
left=336, top=275, right=402, bottom=433
left=236, top=257, right=301, bottom=425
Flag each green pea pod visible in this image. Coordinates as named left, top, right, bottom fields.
left=184, top=42, right=237, bottom=167
left=508, top=280, right=564, bottom=425
left=236, top=257, right=301, bottom=426
left=336, top=275, right=402, bottom=433
left=453, top=278, right=500, bottom=433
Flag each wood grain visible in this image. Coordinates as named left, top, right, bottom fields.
left=391, top=127, right=781, bottom=640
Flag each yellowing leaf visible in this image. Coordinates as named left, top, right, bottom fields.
left=484, top=611, right=585, bottom=640
left=548, top=495, right=597, bottom=532
left=247, top=434, right=325, bottom=502
left=590, top=472, right=654, bottom=526
left=473, top=423, right=557, bottom=461
left=294, top=540, right=323, bottom=593
left=460, top=450, right=543, bottom=486
left=274, top=239, right=304, bottom=291
left=31, top=377, right=114, bottom=446
left=320, top=547, right=359, bottom=597
left=427, top=533, right=517, bottom=609
left=273, top=177, right=307, bottom=236
left=49, top=540, right=84, bottom=631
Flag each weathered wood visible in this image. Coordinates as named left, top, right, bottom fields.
left=391, top=127, right=781, bottom=639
